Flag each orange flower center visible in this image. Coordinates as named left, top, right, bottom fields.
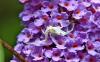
left=76, top=9, right=81, bottom=14
left=56, top=15, right=63, bottom=20
left=73, top=42, right=78, bottom=48
left=69, top=33, right=74, bottom=38
left=48, top=3, right=54, bottom=9
left=64, top=2, right=69, bottom=6
left=42, top=15, right=49, bottom=21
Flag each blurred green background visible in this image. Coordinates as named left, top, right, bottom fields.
left=0, top=0, right=23, bottom=62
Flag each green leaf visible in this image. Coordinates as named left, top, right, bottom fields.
left=0, top=44, right=4, bottom=62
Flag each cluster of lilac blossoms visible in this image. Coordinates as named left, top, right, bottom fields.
left=11, top=0, right=100, bottom=62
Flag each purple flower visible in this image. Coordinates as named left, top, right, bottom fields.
left=51, top=48, right=63, bottom=61
left=59, top=0, right=78, bottom=11
left=11, top=0, right=100, bottom=62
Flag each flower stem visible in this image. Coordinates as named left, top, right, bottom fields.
left=0, top=39, right=27, bottom=62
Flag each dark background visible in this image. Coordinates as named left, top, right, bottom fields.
left=0, top=0, right=23, bottom=62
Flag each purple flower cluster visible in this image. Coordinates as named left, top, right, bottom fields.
left=11, top=0, right=100, bottom=62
